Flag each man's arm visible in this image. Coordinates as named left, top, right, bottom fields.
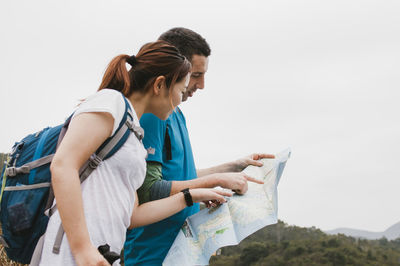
left=137, top=161, right=264, bottom=205
left=136, top=161, right=168, bottom=204
left=197, top=153, right=276, bottom=177
left=137, top=162, right=221, bottom=204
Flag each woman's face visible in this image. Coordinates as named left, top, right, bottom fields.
left=151, top=73, right=190, bottom=120
left=171, top=73, right=190, bottom=109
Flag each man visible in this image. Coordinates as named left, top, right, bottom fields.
left=124, top=27, right=274, bottom=265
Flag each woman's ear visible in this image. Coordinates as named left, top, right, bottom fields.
left=153, top=76, right=166, bottom=96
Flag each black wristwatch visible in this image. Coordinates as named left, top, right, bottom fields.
left=181, top=188, right=193, bottom=207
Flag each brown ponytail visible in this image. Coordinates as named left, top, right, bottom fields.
left=98, top=41, right=191, bottom=98
left=98, top=55, right=131, bottom=95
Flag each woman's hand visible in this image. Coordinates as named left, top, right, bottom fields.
left=190, top=188, right=233, bottom=205
left=214, top=172, right=264, bottom=195
left=74, top=245, right=110, bottom=266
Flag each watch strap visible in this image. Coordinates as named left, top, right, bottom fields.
left=181, top=188, right=193, bottom=207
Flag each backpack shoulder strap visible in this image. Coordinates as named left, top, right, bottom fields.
left=51, top=95, right=144, bottom=254
left=78, top=96, right=143, bottom=182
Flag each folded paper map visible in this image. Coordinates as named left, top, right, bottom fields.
left=163, top=149, right=291, bottom=266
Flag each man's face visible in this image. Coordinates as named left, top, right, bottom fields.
left=182, top=54, right=209, bottom=102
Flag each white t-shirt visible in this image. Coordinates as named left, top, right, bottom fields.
left=39, top=89, right=147, bottom=266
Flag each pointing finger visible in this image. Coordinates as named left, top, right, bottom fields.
left=245, top=175, right=264, bottom=184
left=253, top=153, right=275, bottom=160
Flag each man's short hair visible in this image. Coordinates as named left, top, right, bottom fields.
left=158, top=27, right=211, bottom=62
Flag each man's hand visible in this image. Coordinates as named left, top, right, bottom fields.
left=196, top=153, right=275, bottom=178
left=233, top=153, right=275, bottom=172
left=215, top=172, right=264, bottom=195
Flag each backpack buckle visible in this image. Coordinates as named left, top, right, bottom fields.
left=5, top=166, right=31, bottom=177
left=88, top=155, right=102, bottom=169
left=125, top=120, right=144, bottom=141
left=5, top=167, right=17, bottom=177
left=125, top=120, right=133, bottom=130
left=133, top=125, right=144, bottom=141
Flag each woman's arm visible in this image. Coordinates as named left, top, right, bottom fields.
left=50, top=112, right=113, bottom=266
left=129, top=188, right=232, bottom=229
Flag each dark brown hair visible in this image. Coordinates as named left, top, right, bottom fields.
left=98, top=41, right=191, bottom=97
left=159, top=27, right=211, bottom=62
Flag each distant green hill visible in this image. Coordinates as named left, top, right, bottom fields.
left=326, top=222, right=400, bottom=241
left=210, top=220, right=400, bottom=266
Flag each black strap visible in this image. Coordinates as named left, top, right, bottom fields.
left=181, top=188, right=193, bottom=207
left=164, top=125, right=172, bottom=161
left=98, top=244, right=120, bottom=264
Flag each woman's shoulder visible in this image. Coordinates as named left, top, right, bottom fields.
left=74, top=89, right=127, bottom=135
left=87, top=89, right=124, bottom=103
left=78, top=89, right=125, bottom=110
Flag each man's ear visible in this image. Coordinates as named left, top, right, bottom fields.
left=153, top=76, right=166, bottom=96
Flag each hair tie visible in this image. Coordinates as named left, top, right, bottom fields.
left=126, top=55, right=137, bottom=66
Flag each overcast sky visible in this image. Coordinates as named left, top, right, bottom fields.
left=1, top=0, right=399, bottom=233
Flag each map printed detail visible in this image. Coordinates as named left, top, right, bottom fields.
left=163, top=149, right=291, bottom=266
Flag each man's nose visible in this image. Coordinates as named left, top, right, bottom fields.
left=197, top=77, right=205, bottom=90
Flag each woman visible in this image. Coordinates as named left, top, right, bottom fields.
left=38, top=41, right=231, bottom=266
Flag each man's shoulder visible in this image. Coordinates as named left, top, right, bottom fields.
left=140, top=110, right=186, bottom=133
left=141, top=113, right=163, bottom=123
left=140, top=113, right=167, bottom=131
left=169, top=108, right=187, bottom=125
left=140, top=111, right=183, bottom=124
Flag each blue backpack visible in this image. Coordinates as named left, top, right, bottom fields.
left=0, top=95, right=143, bottom=264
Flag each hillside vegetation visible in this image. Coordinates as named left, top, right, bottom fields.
left=210, top=221, right=400, bottom=266
left=1, top=220, right=400, bottom=265
left=0, top=153, right=8, bottom=173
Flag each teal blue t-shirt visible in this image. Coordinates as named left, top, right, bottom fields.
left=124, top=108, right=199, bottom=266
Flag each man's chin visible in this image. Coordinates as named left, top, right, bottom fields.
left=182, top=94, right=190, bottom=102
left=182, top=91, right=196, bottom=102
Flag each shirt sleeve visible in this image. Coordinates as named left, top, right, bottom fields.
left=72, top=89, right=126, bottom=137
left=140, top=113, right=166, bottom=164
left=137, top=161, right=172, bottom=204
